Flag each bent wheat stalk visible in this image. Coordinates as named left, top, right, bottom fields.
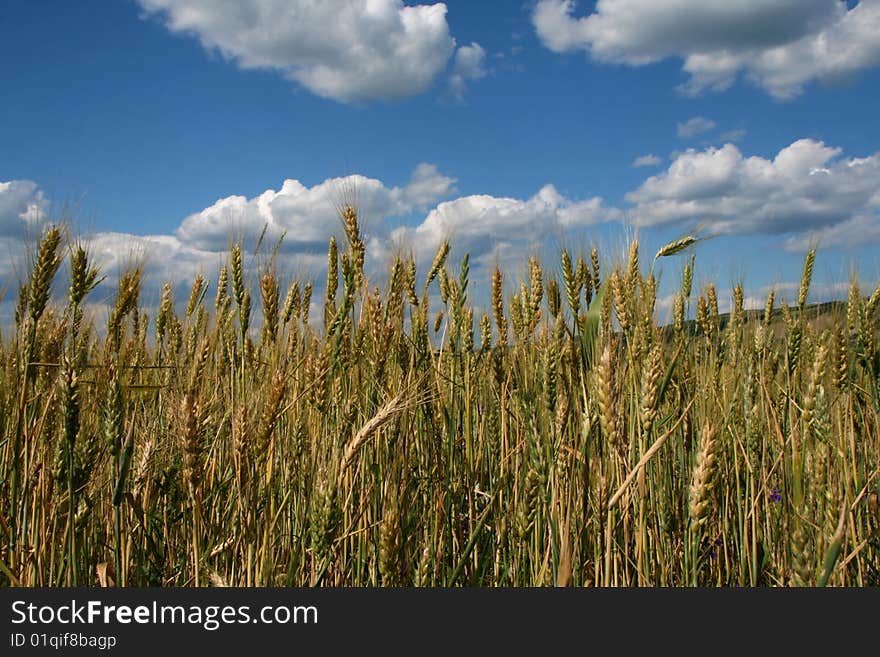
left=337, top=392, right=407, bottom=487
left=607, top=399, right=695, bottom=510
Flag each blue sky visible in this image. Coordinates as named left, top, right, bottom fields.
left=2, top=0, right=880, bottom=318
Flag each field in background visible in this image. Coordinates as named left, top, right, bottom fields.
left=1, top=211, right=878, bottom=587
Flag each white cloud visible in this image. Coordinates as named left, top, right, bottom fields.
left=175, top=164, right=457, bottom=252
left=400, top=163, right=458, bottom=210
left=382, top=184, right=620, bottom=303
left=0, top=180, right=48, bottom=239
left=532, top=0, right=880, bottom=99
left=0, top=228, right=326, bottom=327
left=448, top=43, right=488, bottom=99
left=87, top=231, right=326, bottom=301
left=392, top=184, right=621, bottom=263
left=0, top=181, right=51, bottom=286
left=137, top=0, right=457, bottom=103
left=633, top=154, right=662, bottom=168
left=784, top=213, right=880, bottom=251
left=89, top=232, right=215, bottom=289
left=626, top=139, right=880, bottom=247
left=0, top=165, right=452, bottom=292
left=8, top=140, right=879, bottom=327
left=677, top=116, right=716, bottom=139
left=172, top=176, right=619, bottom=307
left=1, top=172, right=621, bottom=327
left=1, top=166, right=455, bottom=316
left=719, top=128, right=747, bottom=142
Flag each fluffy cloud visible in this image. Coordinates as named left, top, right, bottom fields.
left=532, top=0, right=880, bottom=99
left=633, top=154, right=662, bottom=168
left=0, top=180, right=48, bottom=239
left=86, top=232, right=215, bottom=297
left=0, top=165, right=454, bottom=292
left=7, top=140, right=878, bottom=326
left=137, top=0, right=457, bottom=102
left=626, top=139, right=880, bottom=246
left=401, top=163, right=458, bottom=210
left=175, top=164, right=456, bottom=252
left=391, top=184, right=621, bottom=266
left=0, top=166, right=455, bottom=317
left=170, top=176, right=617, bottom=308
left=0, top=180, right=51, bottom=286
left=448, top=43, right=488, bottom=99
left=677, top=116, right=716, bottom=139
left=87, top=231, right=326, bottom=302
left=784, top=213, right=880, bottom=251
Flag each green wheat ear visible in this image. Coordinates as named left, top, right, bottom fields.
left=579, top=278, right=607, bottom=368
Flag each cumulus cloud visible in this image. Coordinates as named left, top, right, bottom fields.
left=137, top=0, right=457, bottom=103
left=0, top=180, right=51, bottom=287
left=0, top=180, right=48, bottom=239
left=87, top=231, right=327, bottom=303
left=9, top=141, right=879, bottom=327
left=448, top=43, right=488, bottom=99
left=784, top=212, right=880, bottom=251
left=171, top=175, right=618, bottom=309
left=391, top=184, right=621, bottom=267
left=0, top=165, right=453, bottom=294
left=87, top=232, right=216, bottom=294
left=633, top=154, right=662, bottom=168
left=1, top=170, right=622, bottom=325
left=175, top=164, right=457, bottom=252
left=532, top=0, right=880, bottom=99
left=0, top=166, right=455, bottom=318
left=626, top=139, right=880, bottom=247
left=677, top=116, right=716, bottom=139
left=401, top=163, right=458, bottom=210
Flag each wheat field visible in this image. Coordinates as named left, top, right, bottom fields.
left=1, top=211, right=878, bottom=587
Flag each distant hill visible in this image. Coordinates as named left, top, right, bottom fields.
left=672, top=299, right=853, bottom=336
